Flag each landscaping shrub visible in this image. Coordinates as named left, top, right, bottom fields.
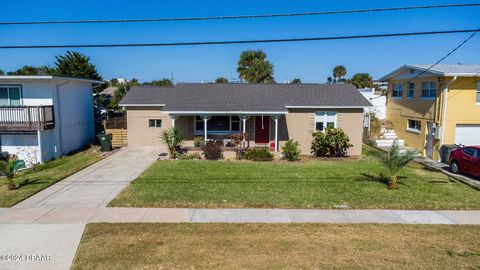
left=243, top=148, right=274, bottom=162
left=229, top=133, right=248, bottom=160
left=193, top=137, right=203, bottom=148
left=366, top=140, right=417, bottom=190
left=178, top=152, right=202, bottom=160
left=311, top=127, right=353, bottom=157
left=282, top=139, right=301, bottom=161
left=369, top=112, right=382, bottom=138
left=202, top=140, right=224, bottom=160
left=160, top=127, right=184, bottom=159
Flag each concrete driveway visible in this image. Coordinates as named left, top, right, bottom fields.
left=14, top=147, right=159, bottom=208
left=0, top=147, right=160, bottom=270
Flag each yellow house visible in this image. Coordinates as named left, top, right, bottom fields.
left=379, top=64, right=480, bottom=161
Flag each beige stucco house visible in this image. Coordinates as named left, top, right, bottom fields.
left=120, top=83, right=371, bottom=156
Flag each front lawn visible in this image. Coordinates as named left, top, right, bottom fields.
left=109, top=149, right=480, bottom=209
left=0, top=147, right=103, bottom=207
left=72, top=223, right=480, bottom=269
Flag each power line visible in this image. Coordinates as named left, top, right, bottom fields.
left=1, top=3, right=479, bottom=25
left=0, top=29, right=478, bottom=50
left=370, top=29, right=480, bottom=100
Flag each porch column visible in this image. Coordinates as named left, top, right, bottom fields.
left=271, top=115, right=281, bottom=152
left=37, top=130, right=44, bottom=164
left=200, top=115, right=211, bottom=141
left=169, top=114, right=179, bottom=128
left=239, top=115, right=250, bottom=147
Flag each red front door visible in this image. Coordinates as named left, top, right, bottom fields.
left=255, top=116, right=270, bottom=143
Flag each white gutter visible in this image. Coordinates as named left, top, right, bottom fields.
left=440, top=76, right=458, bottom=146
left=161, top=111, right=288, bottom=115
left=285, top=105, right=369, bottom=109
left=120, top=104, right=166, bottom=107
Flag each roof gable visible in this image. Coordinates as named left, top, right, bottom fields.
left=379, top=64, right=480, bottom=81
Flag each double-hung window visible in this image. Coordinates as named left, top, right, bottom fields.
left=315, top=112, right=337, bottom=131
left=407, top=82, right=415, bottom=98
left=148, top=119, right=162, bottom=128
left=392, top=84, right=403, bottom=98
left=0, top=85, right=22, bottom=106
left=407, top=119, right=421, bottom=133
left=421, top=81, right=437, bottom=98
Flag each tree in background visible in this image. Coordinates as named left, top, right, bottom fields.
left=55, top=51, right=103, bottom=81
left=0, top=69, right=4, bottom=75
left=7, top=65, right=54, bottom=76
left=215, top=77, right=229, bottom=83
left=143, top=78, right=173, bottom=87
left=327, top=76, right=333, bottom=84
left=333, top=65, right=347, bottom=82
left=290, top=78, right=302, bottom=84
left=237, top=50, right=275, bottom=83
left=349, top=73, right=374, bottom=89
left=109, top=78, right=119, bottom=87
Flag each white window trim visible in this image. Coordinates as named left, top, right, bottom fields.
left=406, top=120, right=421, bottom=134
left=0, top=85, right=23, bottom=106
left=148, top=119, right=162, bottom=128
left=314, top=111, right=338, bottom=131
left=407, top=82, right=415, bottom=99
left=391, top=83, right=403, bottom=99
left=421, top=81, right=437, bottom=99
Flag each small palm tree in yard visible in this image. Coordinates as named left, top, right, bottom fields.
left=160, top=127, right=184, bottom=159
left=367, top=141, right=417, bottom=190
left=0, top=155, right=25, bottom=190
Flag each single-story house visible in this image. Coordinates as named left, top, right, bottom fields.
left=119, top=83, right=372, bottom=156
left=0, top=75, right=102, bottom=166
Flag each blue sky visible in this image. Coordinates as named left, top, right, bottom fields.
left=1, top=0, right=479, bottom=82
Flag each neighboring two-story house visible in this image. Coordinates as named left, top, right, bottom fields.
left=0, top=76, right=102, bottom=166
left=379, top=64, right=480, bottom=161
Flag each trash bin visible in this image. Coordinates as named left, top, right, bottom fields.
left=440, top=144, right=459, bottom=164
left=97, top=133, right=113, bottom=152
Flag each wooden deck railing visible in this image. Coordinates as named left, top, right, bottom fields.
left=0, top=106, right=55, bottom=131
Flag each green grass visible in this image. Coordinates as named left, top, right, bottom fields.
left=72, top=223, right=480, bottom=270
left=110, top=147, right=480, bottom=209
left=0, top=147, right=103, bottom=207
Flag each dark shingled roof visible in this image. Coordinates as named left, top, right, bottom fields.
left=120, top=83, right=371, bottom=112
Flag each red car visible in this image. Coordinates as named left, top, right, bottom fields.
left=449, top=146, right=480, bottom=178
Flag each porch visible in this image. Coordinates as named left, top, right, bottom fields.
left=168, top=113, right=285, bottom=152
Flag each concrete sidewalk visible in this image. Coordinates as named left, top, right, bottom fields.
left=1, top=207, right=479, bottom=225
left=14, top=147, right=159, bottom=208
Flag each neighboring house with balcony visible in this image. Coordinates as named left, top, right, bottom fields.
left=379, top=64, right=480, bottom=161
left=119, top=83, right=371, bottom=156
left=0, top=76, right=102, bottom=166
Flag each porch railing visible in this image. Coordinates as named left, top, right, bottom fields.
left=0, top=106, right=55, bottom=131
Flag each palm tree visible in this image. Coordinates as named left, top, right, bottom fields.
left=367, top=141, right=417, bottom=190
left=0, top=155, right=25, bottom=190
left=237, top=50, right=274, bottom=83
left=333, top=65, right=347, bottom=82
left=160, top=127, right=184, bottom=159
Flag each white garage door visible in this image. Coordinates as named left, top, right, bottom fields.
left=455, top=124, right=480, bottom=146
